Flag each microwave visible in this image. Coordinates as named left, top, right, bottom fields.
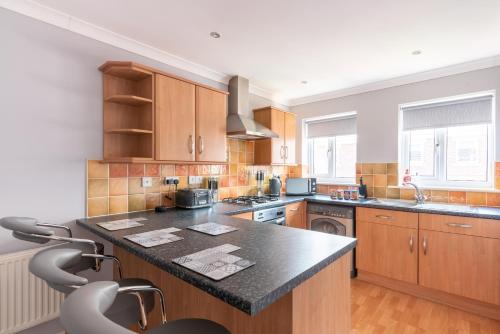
left=285, top=178, right=317, bottom=195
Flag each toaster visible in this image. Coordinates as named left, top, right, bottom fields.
left=175, top=188, right=213, bottom=209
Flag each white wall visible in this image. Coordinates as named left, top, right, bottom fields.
left=0, top=9, right=277, bottom=254
left=291, top=66, right=500, bottom=163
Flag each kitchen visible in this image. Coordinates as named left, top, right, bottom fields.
left=1, top=1, right=500, bottom=333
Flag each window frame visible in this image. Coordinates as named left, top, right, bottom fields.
left=302, top=112, right=358, bottom=184
left=398, top=91, right=495, bottom=190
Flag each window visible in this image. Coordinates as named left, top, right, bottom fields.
left=305, top=113, right=357, bottom=183
left=400, top=93, right=494, bottom=188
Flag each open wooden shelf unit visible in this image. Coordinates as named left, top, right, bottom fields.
left=100, top=62, right=154, bottom=161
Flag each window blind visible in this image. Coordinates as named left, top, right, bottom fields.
left=402, top=95, right=493, bottom=131
left=307, top=115, right=357, bottom=138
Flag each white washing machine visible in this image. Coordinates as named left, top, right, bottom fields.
left=307, top=203, right=356, bottom=277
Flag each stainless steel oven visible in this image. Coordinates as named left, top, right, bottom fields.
left=307, top=203, right=356, bottom=277
left=253, top=206, right=286, bottom=225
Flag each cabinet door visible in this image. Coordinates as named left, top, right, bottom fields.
left=286, top=202, right=305, bottom=229
left=270, top=109, right=285, bottom=164
left=195, top=86, right=227, bottom=162
left=356, top=221, right=418, bottom=283
left=155, top=75, right=195, bottom=161
left=284, top=112, right=296, bottom=165
left=419, top=229, right=500, bottom=305
left=232, top=212, right=253, bottom=220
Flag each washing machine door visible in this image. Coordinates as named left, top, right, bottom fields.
left=308, top=214, right=350, bottom=236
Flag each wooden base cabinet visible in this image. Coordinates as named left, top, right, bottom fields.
left=356, top=221, right=418, bottom=284
left=419, top=229, right=500, bottom=305
left=357, top=209, right=500, bottom=320
left=286, top=202, right=306, bottom=229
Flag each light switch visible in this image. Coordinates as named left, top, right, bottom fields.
left=142, top=177, right=153, bottom=187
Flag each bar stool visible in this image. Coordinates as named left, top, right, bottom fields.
left=0, top=216, right=111, bottom=274
left=0, top=217, right=162, bottom=329
left=60, top=281, right=230, bottom=334
left=29, top=247, right=165, bottom=330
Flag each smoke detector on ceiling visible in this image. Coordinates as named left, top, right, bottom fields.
left=210, top=32, right=221, bottom=39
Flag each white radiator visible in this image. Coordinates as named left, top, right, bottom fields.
left=0, top=247, right=65, bottom=334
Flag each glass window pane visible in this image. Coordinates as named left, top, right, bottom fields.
left=408, top=129, right=436, bottom=177
left=446, top=124, right=488, bottom=182
left=310, top=137, right=330, bottom=176
left=335, top=135, right=356, bottom=178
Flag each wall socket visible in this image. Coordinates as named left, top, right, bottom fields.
left=141, top=177, right=153, bottom=187
left=163, top=177, right=179, bottom=185
left=188, top=176, right=203, bottom=185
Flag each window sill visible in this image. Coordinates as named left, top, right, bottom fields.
left=387, top=185, right=500, bottom=193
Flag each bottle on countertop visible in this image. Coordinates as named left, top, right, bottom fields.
left=336, top=188, right=343, bottom=200
left=358, top=176, right=368, bottom=199
left=403, top=169, right=412, bottom=184
left=351, top=187, right=359, bottom=200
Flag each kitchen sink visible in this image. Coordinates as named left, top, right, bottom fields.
left=366, top=198, right=419, bottom=208
left=416, top=203, right=477, bottom=213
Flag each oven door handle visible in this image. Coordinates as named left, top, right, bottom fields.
left=275, top=217, right=286, bottom=225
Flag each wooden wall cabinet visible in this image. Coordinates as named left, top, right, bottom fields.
left=101, top=61, right=228, bottom=163
left=195, top=86, right=228, bottom=162
left=253, top=107, right=296, bottom=165
left=356, top=208, right=418, bottom=284
left=286, top=202, right=306, bottom=229
left=100, top=62, right=154, bottom=162
left=155, top=74, right=195, bottom=161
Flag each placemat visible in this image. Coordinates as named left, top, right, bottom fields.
left=97, top=217, right=147, bottom=231
left=187, top=222, right=239, bottom=236
left=124, top=227, right=183, bottom=247
left=172, top=243, right=255, bottom=281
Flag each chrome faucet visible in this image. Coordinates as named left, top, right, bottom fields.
left=403, top=182, right=426, bottom=204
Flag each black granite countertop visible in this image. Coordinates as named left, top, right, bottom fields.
left=77, top=194, right=499, bottom=316
left=77, top=209, right=356, bottom=315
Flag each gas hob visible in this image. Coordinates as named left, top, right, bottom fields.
left=221, top=195, right=280, bottom=207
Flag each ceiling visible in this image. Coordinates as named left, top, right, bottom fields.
left=22, top=1, right=500, bottom=104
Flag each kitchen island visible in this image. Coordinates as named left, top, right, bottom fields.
left=77, top=207, right=356, bottom=334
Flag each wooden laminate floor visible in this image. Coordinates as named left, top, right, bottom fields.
left=351, top=279, right=500, bottom=334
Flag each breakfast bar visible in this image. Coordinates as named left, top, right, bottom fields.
left=77, top=207, right=356, bottom=334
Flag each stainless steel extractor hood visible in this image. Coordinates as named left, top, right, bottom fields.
left=226, top=76, right=278, bottom=139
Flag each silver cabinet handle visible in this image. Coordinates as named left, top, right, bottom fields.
left=289, top=208, right=299, bottom=212
left=284, top=145, right=289, bottom=160
left=422, top=237, right=428, bottom=255
left=188, top=135, right=194, bottom=154
left=447, top=223, right=472, bottom=228
left=409, top=235, right=414, bottom=253
left=198, top=136, right=204, bottom=154
left=280, top=146, right=284, bottom=159
left=375, top=215, right=392, bottom=220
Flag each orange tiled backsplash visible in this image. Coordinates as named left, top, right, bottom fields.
left=86, top=139, right=294, bottom=217
left=313, top=162, right=500, bottom=207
